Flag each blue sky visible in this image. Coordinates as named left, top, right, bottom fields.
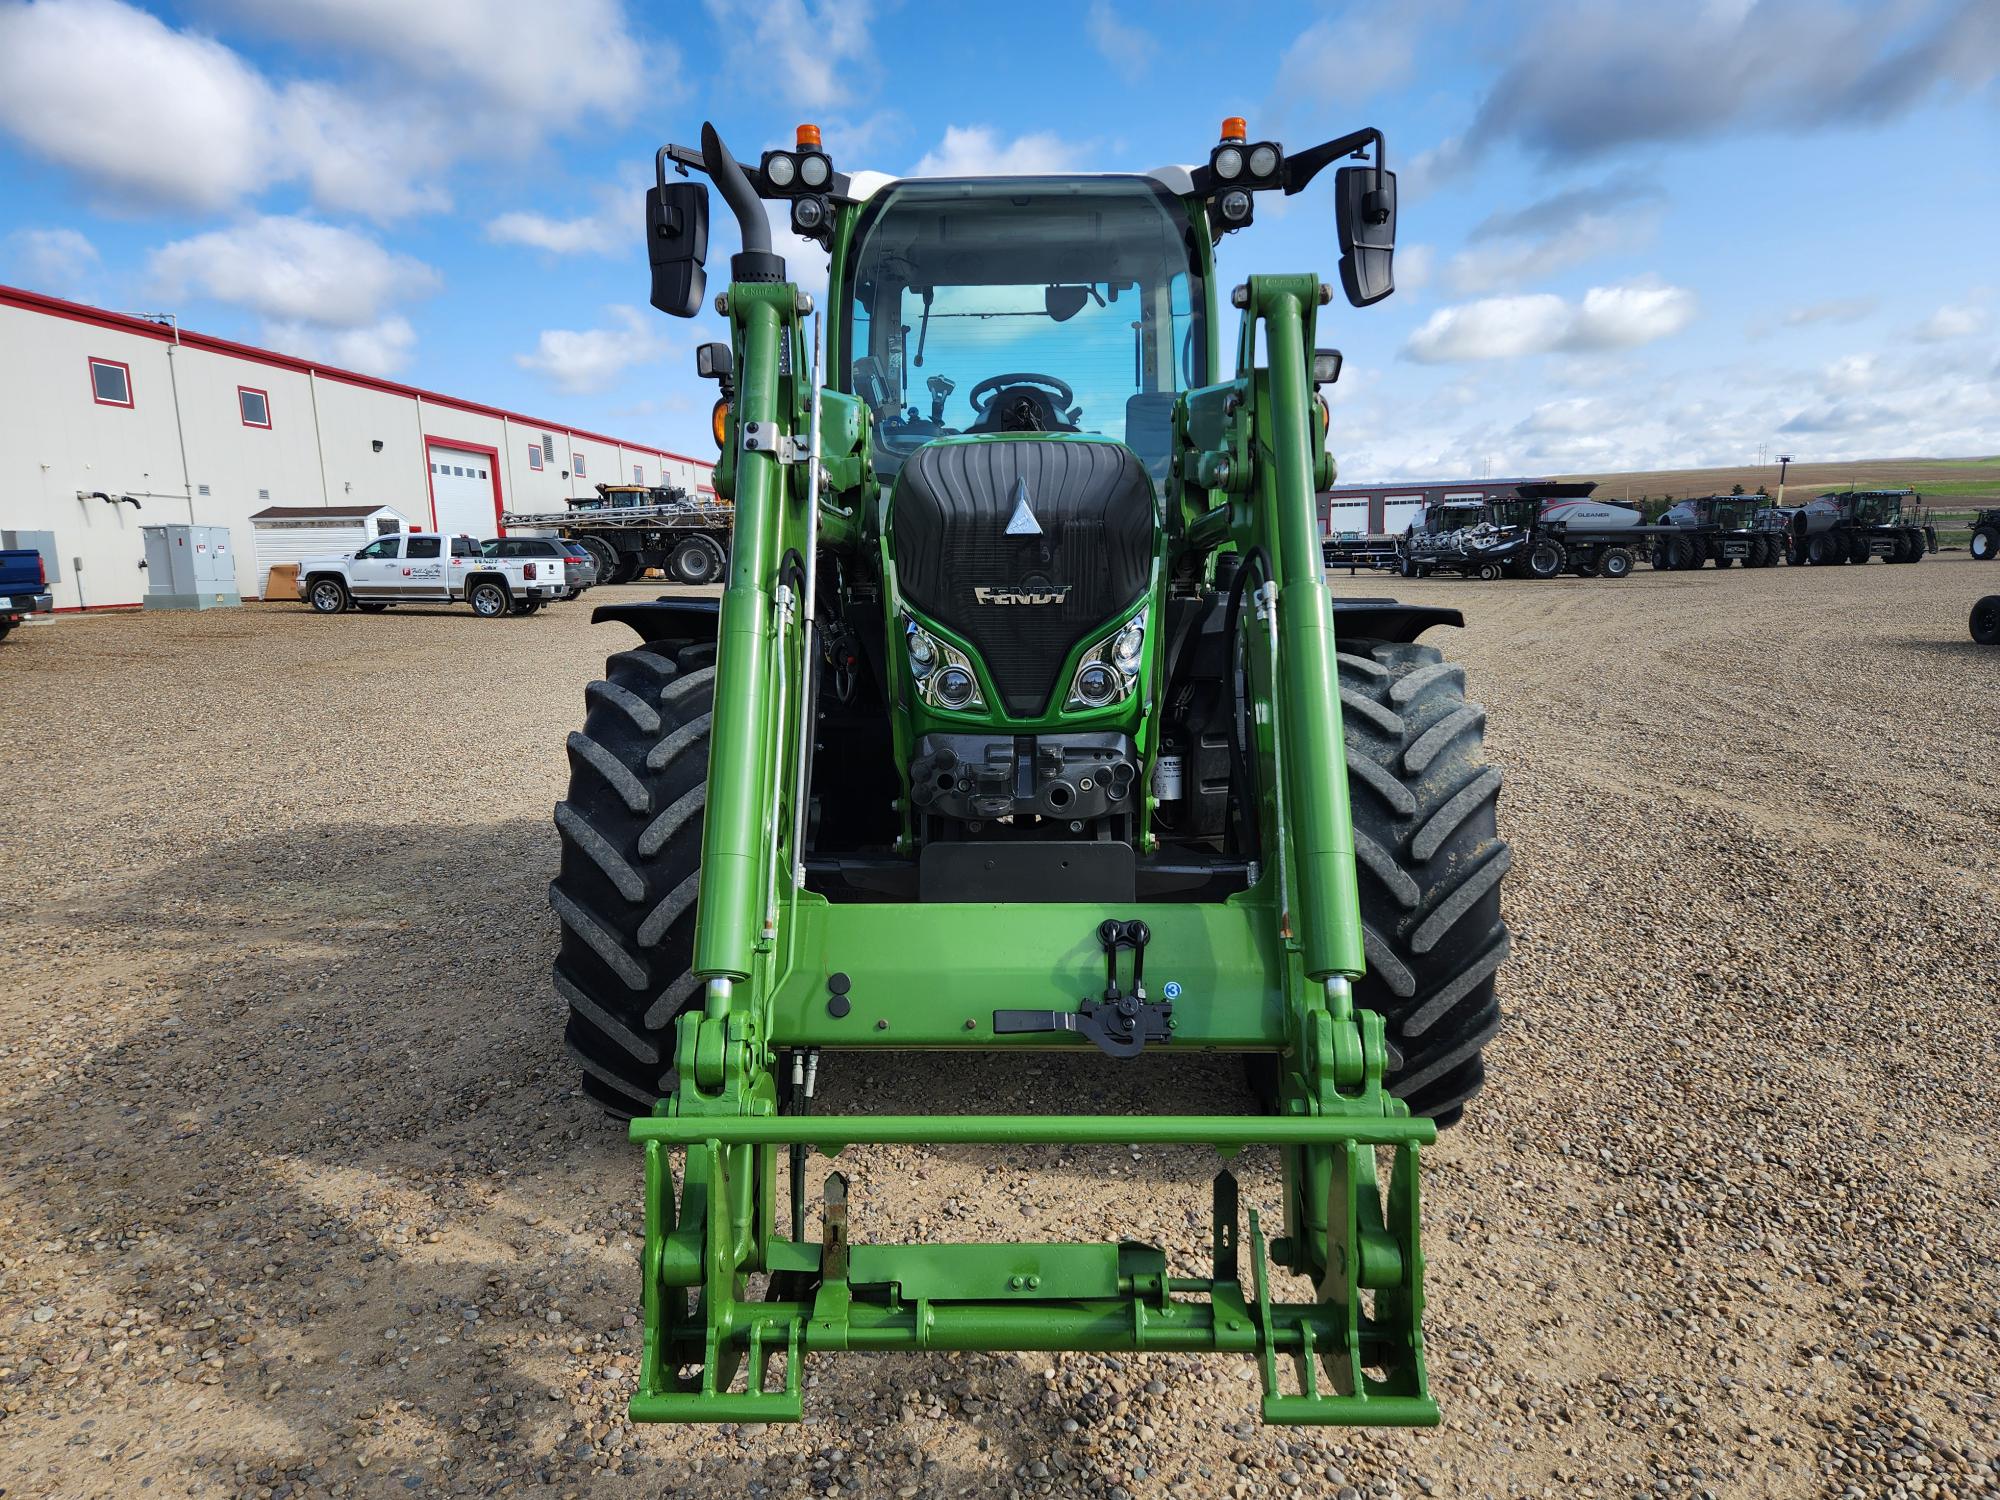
left=1, top=0, right=1995, bottom=479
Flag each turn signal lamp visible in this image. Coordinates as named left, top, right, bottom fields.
left=711, top=398, right=729, bottom=448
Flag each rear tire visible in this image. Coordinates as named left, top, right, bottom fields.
left=669, top=536, right=719, bottom=585
left=1527, top=539, right=1566, bottom=579
left=469, top=579, right=510, bottom=617
left=1600, top=546, right=1634, bottom=580
left=1337, top=639, right=1510, bottom=1126
left=577, top=534, right=618, bottom=583
left=1971, top=527, right=1999, bottom=561
left=551, top=642, right=717, bottom=1115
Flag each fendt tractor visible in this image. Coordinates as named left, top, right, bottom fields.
left=547, top=116, right=1512, bottom=1427
left=1760, top=488, right=1936, bottom=566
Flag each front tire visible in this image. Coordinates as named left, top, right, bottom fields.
left=1338, top=640, right=1510, bottom=1125
left=550, top=642, right=716, bottom=1114
left=1972, top=595, right=2000, bottom=646
left=308, top=577, right=349, bottom=613
left=669, top=536, right=719, bottom=585
left=1600, top=546, right=1634, bottom=579
left=1971, top=527, right=1999, bottom=562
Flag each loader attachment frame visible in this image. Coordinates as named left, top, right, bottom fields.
left=623, top=254, right=1441, bottom=1425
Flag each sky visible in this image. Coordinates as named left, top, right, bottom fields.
left=0, top=0, right=1995, bottom=482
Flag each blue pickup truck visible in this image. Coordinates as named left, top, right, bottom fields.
left=1, top=549, right=54, bottom=642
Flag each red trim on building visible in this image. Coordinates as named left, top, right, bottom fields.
left=88, top=355, right=133, bottom=408
left=238, top=385, right=272, bottom=429
left=3, top=283, right=711, bottom=469
left=423, top=435, right=505, bottom=537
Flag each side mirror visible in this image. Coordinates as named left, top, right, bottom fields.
left=1044, top=284, right=1090, bottom=322
left=1334, top=165, right=1396, bottom=307
left=646, top=181, right=709, bottom=318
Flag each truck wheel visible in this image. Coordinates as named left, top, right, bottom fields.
left=1908, top=529, right=1928, bottom=562
left=610, top=554, right=644, bottom=585
left=1972, top=595, right=2000, bottom=645
left=469, top=579, right=510, bottom=617
left=1340, top=639, right=1510, bottom=1125
left=1527, top=539, right=1566, bottom=579
left=1971, top=527, right=1999, bottom=561
left=1806, top=534, right=1833, bottom=566
left=1476, top=562, right=1502, bottom=581
left=1600, top=547, right=1634, bottom=579
left=308, top=577, right=349, bottom=613
left=669, top=536, right=718, bottom=585
left=550, top=642, right=717, bottom=1114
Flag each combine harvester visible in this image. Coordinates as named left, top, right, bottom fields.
left=1760, top=489, right=1936, bottom=566
left=546, top=115, right=1512, bottom=1425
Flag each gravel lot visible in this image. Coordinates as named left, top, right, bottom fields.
left=2, top=559, right=1996, bottom=1500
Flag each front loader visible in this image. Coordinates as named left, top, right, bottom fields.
left=548, top=116, right=1511, bottom=1427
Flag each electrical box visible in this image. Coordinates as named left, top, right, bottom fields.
left=139, top=524, right=242, bottom=610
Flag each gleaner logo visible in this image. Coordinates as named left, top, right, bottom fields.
left=975, top=584, right=1070, bottom=605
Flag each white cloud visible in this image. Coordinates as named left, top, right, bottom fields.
left=148, top=216, right=440, bottom=328
left=703, top=0, right=875, bottom=110
left=911, top=126, right=1082, bottom=177
left=0, top=0, right=280, bottom=211
left=487, top=181, right=640, bottom=257
left=3, top=228, right=99, bottom=295
left=1086, top=2, right=1158, bottom=83
left=1404, top=279, right=1697, bottom=362
left=1271, top=8, right=1424, bottom=121
left=1395, top=244, right=1436, bottom=294
left=220, top=0, right=653, bottom=126
left=1915, top=301, right=1989, bottom=341
left=516, top=306, right=671, bottom=394
left=263, top=315, right=418, bottom=376
left=1783, top=297, right=1877, bottom=327
left=0, top=0, right=454, bottom=218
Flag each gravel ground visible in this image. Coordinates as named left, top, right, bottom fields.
left=1, top=559, right=1996, bottom=1500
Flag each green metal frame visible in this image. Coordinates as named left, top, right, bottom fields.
left=629, top=168, right=1436, bottom=1426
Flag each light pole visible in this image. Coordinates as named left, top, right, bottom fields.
left=1777, top=454, right=1792, bottom=507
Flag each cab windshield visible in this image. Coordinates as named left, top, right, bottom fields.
left=843, top=176, right=1205, bottom=480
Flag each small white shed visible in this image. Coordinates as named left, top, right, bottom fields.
left=250, top=504, right=411, bottom=579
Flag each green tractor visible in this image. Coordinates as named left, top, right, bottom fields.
left=549, top=116, right=1510, bottom=1427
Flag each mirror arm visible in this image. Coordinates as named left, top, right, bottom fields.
left=1282, top=127, right=1383, bottom=197
left=700, top=122, right=774, bottom=260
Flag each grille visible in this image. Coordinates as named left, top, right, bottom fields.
left=891, top=439, right=1155, bottom=717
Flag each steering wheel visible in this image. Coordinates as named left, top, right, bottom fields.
left=969, top=372, right=1075, bottom=416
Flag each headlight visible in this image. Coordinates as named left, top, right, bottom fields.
left=1218, top=189, right=1252, bottom=223
left=1248, top=144, right=1279, bottom=178
left=765, top=153, right=796, bottom=188
left=799, top=152, right=830, bottom=187
left=1066, top=608, right=1146, bottom=711
left=1213, top=146, right=1243, bottom=180
left=905, top=615, right=985, bottom=711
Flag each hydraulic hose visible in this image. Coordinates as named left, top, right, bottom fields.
left=1221, top=546, right=1272, bottom=866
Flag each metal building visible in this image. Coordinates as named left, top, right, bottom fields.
left=1318, top=479, right=1533, bottom=537
left=0, top=284, right=715, bottom=610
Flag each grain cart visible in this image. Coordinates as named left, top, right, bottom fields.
left=1775, top=489, right=1935, bottom=565
left=549, top=116, right=1512, bottom=1428
left=1654, top=495, right=1782, bottom=569
left=502, top=481, right=735, bottom=585
left=1969, top=508, right=1999, bottom=561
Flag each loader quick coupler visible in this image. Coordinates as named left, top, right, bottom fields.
left=991, top=919, right=1174, bottom=1058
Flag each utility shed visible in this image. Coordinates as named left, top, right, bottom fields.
left=250, top=504, right=410, bottom=577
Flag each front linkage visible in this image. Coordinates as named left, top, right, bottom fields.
left=628, top=231, right=1438, bottom=1423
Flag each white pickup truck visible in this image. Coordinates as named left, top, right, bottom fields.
left=297, top=532, right=568, bottom=617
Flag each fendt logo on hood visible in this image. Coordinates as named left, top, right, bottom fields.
left=975, top=583, right=1070, bottom=605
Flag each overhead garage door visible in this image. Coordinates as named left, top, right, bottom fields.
left=428, top=444, right=501, bottom=540
left=1380, top=494, right=1425, bottom=535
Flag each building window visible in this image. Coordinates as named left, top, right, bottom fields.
left=478, top=467, right=488, bottom=479
left=633, top=464, right=643, bottom=483
left=238, top=386, right=271, bottom=428
left=88, top=357, right=132, bottom=408
left=528, top=444, right=543, bottom=471
left=574, top=452, right=587, bottom=478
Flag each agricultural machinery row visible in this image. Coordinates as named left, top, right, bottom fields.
left=1347, top=484, right=1941, bottom=581
left=503, top=482, right=736, bottom=585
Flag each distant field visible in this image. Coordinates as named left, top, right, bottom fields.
left=1548, top=454, right=1999, bottom=539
